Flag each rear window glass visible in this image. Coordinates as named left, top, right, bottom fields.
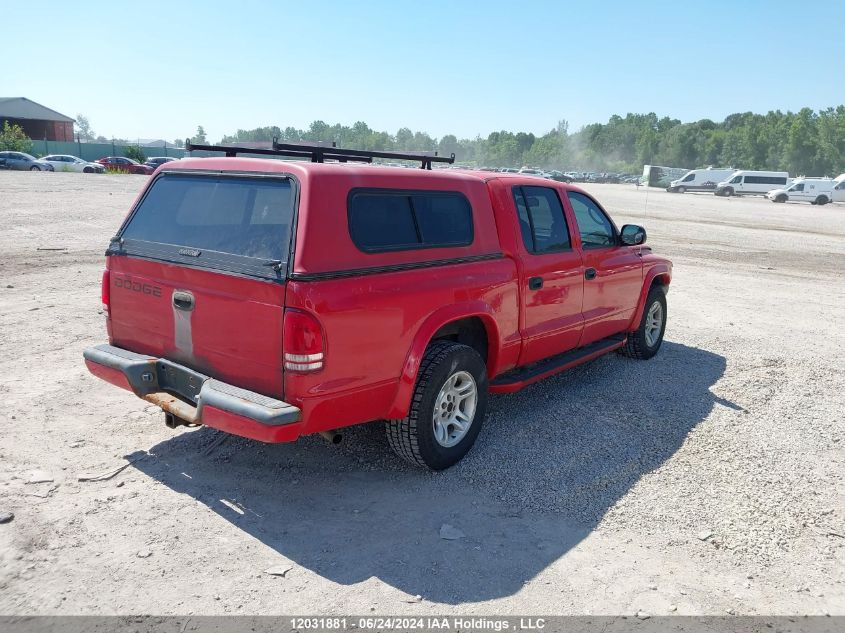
left=348, top=190, right=473, bottom=252
left=120, top=174, right=294, bottom=262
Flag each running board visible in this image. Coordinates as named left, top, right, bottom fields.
left=489, top=334, right=627, bottom=394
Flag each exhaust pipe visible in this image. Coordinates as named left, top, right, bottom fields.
left=319, top=430, right=342, bottom=444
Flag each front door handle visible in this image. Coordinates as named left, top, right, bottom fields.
left=584, top=268, right=597, bottom=280
left=528, top=276, right=544, bottom=290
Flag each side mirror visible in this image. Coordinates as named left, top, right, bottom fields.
left=620, top=224, right=647, bottom=246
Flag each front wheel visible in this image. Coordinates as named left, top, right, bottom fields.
left=386, top=341, right=488, bottom=470
left=677, top=186, right=686, bottom=194
left=30, top=166, right=40, bottom=171
left=620, top=286, right=667, bottom=360
left=775, top=194, right=787, bottom=203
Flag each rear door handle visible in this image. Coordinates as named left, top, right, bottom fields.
left=528, top=276, right=544, bottom=290
left=584, top=268, right=597, bottom=280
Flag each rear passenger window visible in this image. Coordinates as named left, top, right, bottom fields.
left=348, top=190, right=473, bottom=252
left=512, top=186, right=571, bottom=253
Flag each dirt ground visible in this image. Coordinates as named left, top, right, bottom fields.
left=0, top=171, right=842, bottom=616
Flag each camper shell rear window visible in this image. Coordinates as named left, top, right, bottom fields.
left=115, top=172, right=296, bottom=280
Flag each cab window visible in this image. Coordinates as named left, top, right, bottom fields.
left=512, top=186, right=571, bottom=253
left=567, top=191, right=616, bottom=249
left=683, top=173, right=694, bottom=182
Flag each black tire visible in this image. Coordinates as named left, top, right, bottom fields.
left=677, top=186, right=686, bottom=194
left=722, top=187, right=733, bottom=197
left=386, top=341, right=488, bottom=470
left=620, top=286, right=667, bottom=360
left=30, top=166, right=40, bottom=171
left=775, top=194, right=787, bottom=203
left=816, top=196, right=828, bottom=206
left=83, top=166, right=93, bottom=173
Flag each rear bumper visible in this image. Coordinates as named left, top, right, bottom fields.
left=83, top=344, right=302, bottom=443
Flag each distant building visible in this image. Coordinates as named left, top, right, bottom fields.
left=137, top=139, right=172, bottom=148
left=0, top=97, right=75, bottom=141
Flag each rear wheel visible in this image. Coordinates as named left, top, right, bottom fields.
left=620, top=286, right=667, bottom=360
left=386, top=341, right=488, bottom=470
left=815, top=196, right=829, bottom=206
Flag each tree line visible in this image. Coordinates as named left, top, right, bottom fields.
left=214, top=106, right=845, bottom=176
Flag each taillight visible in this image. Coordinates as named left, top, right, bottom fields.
left=283, top=309, right=324, bottom=372
left=101, top=269, right=110, bottom=316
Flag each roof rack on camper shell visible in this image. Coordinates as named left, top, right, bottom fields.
left=184, top=137, right=456, bottom=170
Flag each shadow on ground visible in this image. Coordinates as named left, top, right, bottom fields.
left=134, top=341, right=730, bottom=604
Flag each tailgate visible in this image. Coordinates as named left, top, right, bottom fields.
left=106, top=171, right=295, bottom=398
left=108, top=258, right=285, bottom=397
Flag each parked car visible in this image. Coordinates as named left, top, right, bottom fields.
left=766, top=178, right=835, bottom=205
left=518, top=167, right=546, bottom=177
left=83, top=145, right=671, bottom=470
left=0, top=151, right=54, bottom=171
left=546, top=170, right=574, bottom=183
left=833, top=174, right=845, bottom=204
left=41, top=155, right=105, bottom=173
left=144, top=156, right=180, bottom=170
left=96, top=156, right=154, bottom=175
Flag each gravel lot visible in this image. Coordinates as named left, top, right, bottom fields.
left=0, top=171, right=843, bottom=616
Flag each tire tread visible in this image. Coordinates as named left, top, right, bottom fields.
left=620, top=286, right=666, bottom=360
left=386, top=341, right=466, bottom=468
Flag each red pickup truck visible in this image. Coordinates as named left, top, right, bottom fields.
left=84, top=142, right=671, bottom=470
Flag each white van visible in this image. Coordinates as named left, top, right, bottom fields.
left=714, top=171, right=790, bottom=197
left=766, top=178, right=835, bottom=205
left=833, top=174, right=845, bottom=203
left=667, top=168, right=736, bottom=193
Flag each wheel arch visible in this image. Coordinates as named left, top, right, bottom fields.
left=386, top=303, right=501, bottom=419
left=628, top=265, right=672, bottom=332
